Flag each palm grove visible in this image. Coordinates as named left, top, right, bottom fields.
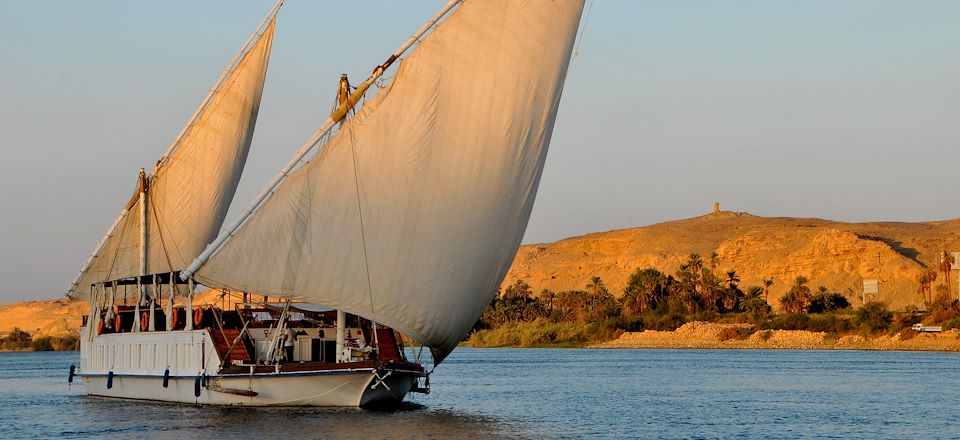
left=469, top=253, right=960, bottom=346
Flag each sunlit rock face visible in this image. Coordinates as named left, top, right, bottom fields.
left=502, top=211, right=960, bottom=310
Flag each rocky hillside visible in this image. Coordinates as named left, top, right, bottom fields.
left=502, top=211, right=960, bottom=309
left=4, top=211, right=959, bottom=337
left=0, top=299, right=86, bottom=338
left=0, top=290, right=224, bottom=339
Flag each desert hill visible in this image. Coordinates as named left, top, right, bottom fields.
left=4, top=211, right=959, bottom=338
left=0, top=290, right=227, bottom=339
left=501, top=210, right=960, bottom=309
left=0, top=299, right=87, bottom=339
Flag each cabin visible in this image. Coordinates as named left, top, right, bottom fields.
left=82, top=283, right=413, bottom=377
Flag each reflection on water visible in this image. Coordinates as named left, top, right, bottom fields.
left=64, top=399, right=516, bottom=440
left=0, top=351, right=522, bottom=440
left=3, top=349, right=960, bottom=439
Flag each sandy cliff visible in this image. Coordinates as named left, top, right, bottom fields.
left=503, top=211, right=960, bottom=309
left=0, top=290, right=225, bottom=338
left=4, top=212, right=959, bottom=337
left=0, top=299, right=86, bottom=338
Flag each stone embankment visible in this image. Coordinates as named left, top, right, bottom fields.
left=592, top=321, right=960, bottom=352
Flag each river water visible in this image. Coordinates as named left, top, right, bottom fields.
left=1, top=348, right=958, bottom=439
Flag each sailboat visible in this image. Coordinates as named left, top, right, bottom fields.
left=69, top=0, right=584, bottom=407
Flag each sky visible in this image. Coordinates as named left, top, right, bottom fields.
left=1, top=0, right=959, bottom=302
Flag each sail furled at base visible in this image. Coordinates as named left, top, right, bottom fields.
left=193, top=1, right=583, bottom=363
left=68, top=19, right=277, bottom=299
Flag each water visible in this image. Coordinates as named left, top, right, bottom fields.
left=1, top=349, right=958, bottom=439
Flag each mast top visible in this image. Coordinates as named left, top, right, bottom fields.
left=154, top=0, right=284, bottom=174
left=182, top=0, right=463, bottom=281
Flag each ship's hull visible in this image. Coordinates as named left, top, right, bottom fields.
left=79, top=367, right=417, bottom=407
left=77, top=325, right=424, bottom=407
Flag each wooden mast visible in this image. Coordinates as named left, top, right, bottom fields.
left=138, top=168, right=148, bottom=299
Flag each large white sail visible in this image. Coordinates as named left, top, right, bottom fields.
left=192, top=0, right=583, bottom=362
left=68, top=18, right=277, bottom=298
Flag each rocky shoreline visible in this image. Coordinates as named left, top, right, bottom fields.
left=591, top=321, right=960, bottom=352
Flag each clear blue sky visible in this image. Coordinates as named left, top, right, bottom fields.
left=1, top=0, right=958, bottom=302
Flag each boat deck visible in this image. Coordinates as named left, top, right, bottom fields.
left=218, top=359, right=425, bottom=376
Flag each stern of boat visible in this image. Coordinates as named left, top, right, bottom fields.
left=359, top=362, right=429, bottom=408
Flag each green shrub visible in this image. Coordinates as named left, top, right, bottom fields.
left=928, top=300, right=960, bottom=324
left=889, top=313, right=922, bottom=335
left=0, top=327, right=32, bottom=351
left=587, top=319, right=623, bottom=343
left=760, top=313, right=810, bottom=330
left=31, top=337, right=54, bottom=351
left=465, top=319, right=597, bottom=348
left=54, top=334, right=80, bottom=351
left=808, top=313, right=854, bottom=333
left=757, top=330, right=773, bottom=341
left=642, top=309, right=685, bottom=331
left=808, top=293, right=851, bottom=313
left=898, top=329, right=918, bottom=340
left=619, top=318, right=644, bottom=332
left=942, top=317, right=960, bottom=331
left=854, top=301, right=893, bottom=333
left=717, top=326, right=754, bottom=341
left=691, top=310, right=719, bottom=323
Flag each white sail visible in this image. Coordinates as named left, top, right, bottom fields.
left=192, top=0, right=584, bottom=362
left=68, top=18, right=277, bottom=298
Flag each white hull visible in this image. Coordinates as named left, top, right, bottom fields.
left=78, top=325, right=422, bottom=407
left=79, top=368, right=416, bottom=407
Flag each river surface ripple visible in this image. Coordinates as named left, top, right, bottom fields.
left=1, top=348, right=958, bottom=439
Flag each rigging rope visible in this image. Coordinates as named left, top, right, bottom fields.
left=103, top=212, right=130, bottom=283
left=573, top=0, right=595, bottom=58
left=148, top=185, right=178, bottom=275
left=346, top=121, right=377, bottom=320
left=374, top=72, right=395, bottom=89
left=99, top=175, right=146, bottom=283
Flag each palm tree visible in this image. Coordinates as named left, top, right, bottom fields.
left=504, top=279, right=532, bottom=298
left=725, top=270, right=740, bottom=289
left=940, top=251, right=954, bottom=297
left=555, top=290, right=589, bottom=323
left=674, top=266, right=700, bottom=313
left=783, top=276, right=811, bottom=313
left=917, top=269, right=937, bottom=305
left=686, top=253, right=706, bottom=297
left=807, top=285, right=830, bottom=313
left=709, top=252, right=719, bottom=271
left=715, top=271, right=745, bottom=312
left=720, top=288, right=741, bottom=312
left=763, top=278, right=774, bottom=303
left=701, top=269, right=724, bottom=311
left=586, top=276, right=608, bottom=297
left=541, top=289, right=556, bottom=313
left=522, top=299, right=546, bottom=321
left=742, top=285, right=770, bottom=316
left=622, top=268, right=665, bottom=316
left=688, top=254, right=704, bottom=274
left=916, top=276, right=926, bottom=306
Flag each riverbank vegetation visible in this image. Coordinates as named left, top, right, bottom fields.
left=466, top=253, right=960, bottom=348
left=0, top=327, right=78, bottom=351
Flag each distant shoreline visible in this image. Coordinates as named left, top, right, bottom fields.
left=589, top=322, right=960, bottom=352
